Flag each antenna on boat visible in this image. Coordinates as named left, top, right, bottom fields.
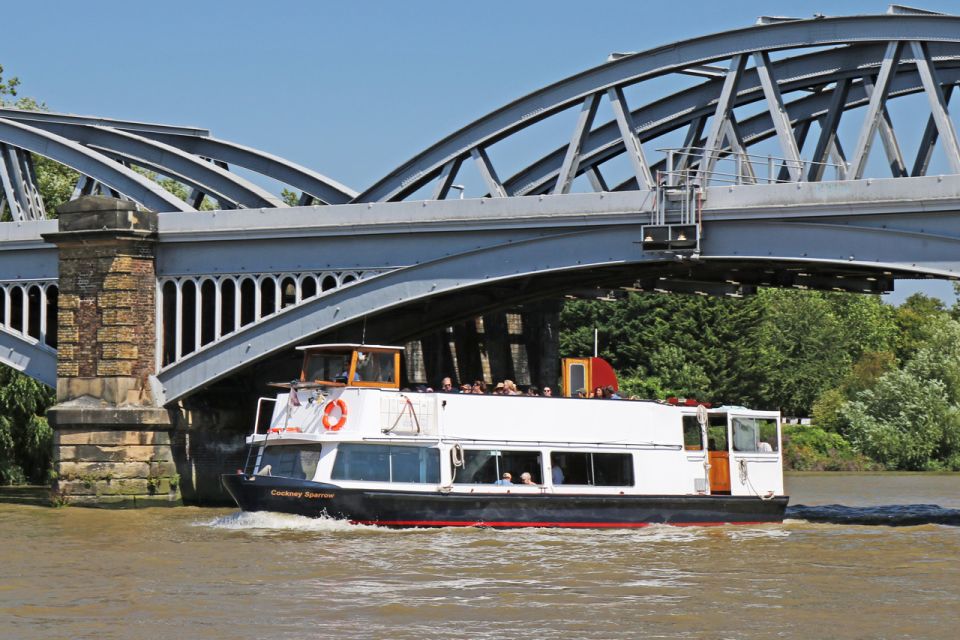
left=594, top=328, right=599, bottom=357
left=362, top=315, right=367, bottom=345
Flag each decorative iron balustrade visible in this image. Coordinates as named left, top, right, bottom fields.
left=157, top=270, right=388, bottom=368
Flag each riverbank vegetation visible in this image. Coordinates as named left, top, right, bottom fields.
left=561, top=289, right=960, bottom=472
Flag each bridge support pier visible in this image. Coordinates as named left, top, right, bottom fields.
left=43, top=196, right=180, bottom=507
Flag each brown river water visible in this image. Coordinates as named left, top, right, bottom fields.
left=2, top=473, right=959, bottom=639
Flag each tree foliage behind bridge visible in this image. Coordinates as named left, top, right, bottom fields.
left=561, top=288, right=960, bottom=470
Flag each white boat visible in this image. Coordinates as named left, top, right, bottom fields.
left=221, top=344, right=788, bottom=527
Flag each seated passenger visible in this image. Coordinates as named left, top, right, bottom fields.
left=552, top=466, right=564, bottom=484
left=494, top=472, right=513, bottom=485
left=758, top=441, right=774, bottom=452
left=520, top=472, right=536, bottom=485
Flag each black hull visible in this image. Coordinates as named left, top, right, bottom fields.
left=221, top=474, right=788, bottom=528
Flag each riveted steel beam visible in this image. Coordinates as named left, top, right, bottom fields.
left=911, top=40, right=960, bottom=175
left=0, top=118, right=192, bottom=212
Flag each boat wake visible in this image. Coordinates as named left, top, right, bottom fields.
left=786, top=503, right=960, bottom=527
left=199, top=510, right=377, bottom=533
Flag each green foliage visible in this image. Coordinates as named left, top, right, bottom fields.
left=781, top=424, right=875, bottom=471
left=894, top=293, right=946, bottom=362
left=0, top=366, right=55, bottom=484
left=560, top=289, right=896, bottom=413
left=839, top=368, right=960, bottom=470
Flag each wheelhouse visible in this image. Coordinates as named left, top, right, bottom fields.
left=297, top=343, right=402, bottom=389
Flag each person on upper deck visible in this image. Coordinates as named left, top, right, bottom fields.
left=495, top=472, right=513, bottom=485
left=520, top=472, right=536, bottom=485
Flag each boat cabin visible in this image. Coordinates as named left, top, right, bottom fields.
left=298, top=344, right=402, bottom=388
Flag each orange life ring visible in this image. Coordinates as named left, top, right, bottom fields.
left=322, top=399, right=348, bottom=431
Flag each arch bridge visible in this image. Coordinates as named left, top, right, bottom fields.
left=3, top=5, right=960, bottom=404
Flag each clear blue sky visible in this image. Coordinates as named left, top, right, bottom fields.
left=3, top=0, right=959, bottom=304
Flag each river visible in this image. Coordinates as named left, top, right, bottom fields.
left=1, top=473, right=958, bottom=639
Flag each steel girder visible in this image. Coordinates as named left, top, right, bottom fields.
left=21, top=122, right=284, bottom=209
left=0, top=329, right=55, bottom=387
left=354, top=14, right=960, bottom=203
left=511, top=44, right=960, bottom=196
left=0, top=118, right=193, bottom=212
left=0, top=108, right=357, bottom=209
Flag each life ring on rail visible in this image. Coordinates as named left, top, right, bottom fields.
left=322, top=399, right=348, bottom=431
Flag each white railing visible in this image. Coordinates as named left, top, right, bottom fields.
left=157, top=269, right=391, bottom=369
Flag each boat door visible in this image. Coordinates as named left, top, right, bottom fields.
left=727, top=411, right=784, bottom=496
left=707, top=413, right=731, bottom=494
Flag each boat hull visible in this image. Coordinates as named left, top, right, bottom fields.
left=221, top=474, right=788, bottom=528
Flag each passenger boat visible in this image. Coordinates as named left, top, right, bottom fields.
left=221, top=344, right=788, bottom=528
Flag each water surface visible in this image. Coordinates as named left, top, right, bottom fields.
left=1, top=473, right=958, bottom=639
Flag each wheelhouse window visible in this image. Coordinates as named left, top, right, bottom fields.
left=332, top=444, right=440, bottom=483
left=455, top=450, right=542, bottom=484
left=354, top=351, right=396, bottom=385
left=732, top=417, right=779, bottom=452
left=256, top=444, right=323, bottom=480
left=682, top=416, right=704, bottom=450
left=550, top=452, right=634, bottom=486
left=303, top=353, right=352, bottom=384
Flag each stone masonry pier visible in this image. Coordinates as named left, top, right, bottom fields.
left=44, top=196, right=180, bottom=506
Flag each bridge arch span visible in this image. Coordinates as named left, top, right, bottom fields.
left=153, top=207, right=960, bottom=403
left=357, top=12, right=960, bottom=203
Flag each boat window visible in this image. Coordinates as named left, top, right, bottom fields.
left=550, top=452, right=634, bottom=486
left=332, top=444, right=440, bottom=483
left=304, top=353, right=352, bottom=383
left=568, top=363, right=585, bottom=397
left=682, top=416, right=704, bottom=450
left=707, top=417, right=728, bottom=451
left=256, top=444, right=323, bottom=480
left=455, top=449, right=542, bottom=484
left=354, top=351, right=396, bottom=384
left=732, top=417, right=779, bottom=452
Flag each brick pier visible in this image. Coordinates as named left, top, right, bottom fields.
left=44, top=196, right=180, bottom=506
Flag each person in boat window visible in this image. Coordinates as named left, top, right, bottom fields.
left=591, top=385, right=604, bottom=399
left=543, top=386, right=553, bottom=397
left=526, top=386, right=540, bottom=397
left=440, top=377, right=456, bottom=393
left=460, top=383, right=472, bottom=393
left=472, top=380, right=487, bottom=394
left=503, top=380, right=519, bottom=395
left=493, top=382, right=505, bottom=395
left=520, top=472, right=536, bottom=485
left=605, top=385, right=621, bottom=400
left=552, top=465, right=564, bottom=484
left=495, top=472, right=513, bottom=485
left=576, top=388, right=586, bottom=398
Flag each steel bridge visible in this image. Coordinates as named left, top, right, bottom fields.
left=3, top=6, right=960, bottom=404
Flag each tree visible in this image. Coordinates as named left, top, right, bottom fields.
left=0, top=367, right=54, bottom=484
left=839, top=368, right=960, bottom=470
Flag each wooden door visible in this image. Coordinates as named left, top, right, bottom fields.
left=708, top=451, right=731, bottom=494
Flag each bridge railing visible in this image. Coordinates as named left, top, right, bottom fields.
left=659, top=147, right=847, bottom=188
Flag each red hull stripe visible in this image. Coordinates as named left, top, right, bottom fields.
left=351, top=519, right=769, bottom=528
